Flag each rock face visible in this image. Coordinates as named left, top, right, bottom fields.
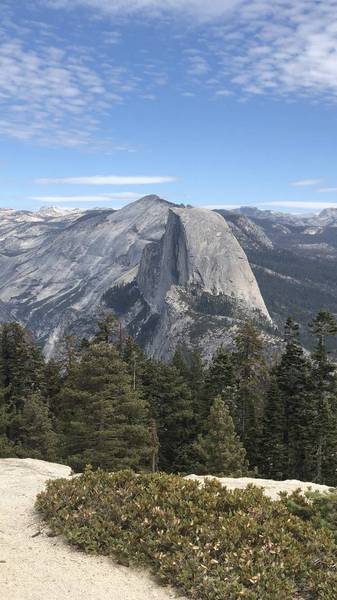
left=0, top=196, right=270, bottom=359
left=132, top=206, right=271, bottom=358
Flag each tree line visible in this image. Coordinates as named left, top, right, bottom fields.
left=1, top=310, right=337, bottom=486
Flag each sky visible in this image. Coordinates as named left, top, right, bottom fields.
left=1, top=0, right=337, bottom=213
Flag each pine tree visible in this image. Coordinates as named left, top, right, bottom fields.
left=233, top=321, right=268, bottom=466
left=171, top=346, right=189, bottom=380
left=56, top=334, right=80, bottom=374
left=0, top=323, right=46, bottom=410
left=20, top=393, right=58, bottom=461
left=58, top=342, right=152, bottom=472
left=259, top=378, right=286, bottom=479
left=273, top=317, right=316, bottom=481
left=44, top=358, right=64, bottom=416
left=309, top=310, right=337, bottom=483
left=93, top=311, right=121, bottom=347
left=203, top=346, right=236, bottom=420
left=192, top=396, right=248, bottom=477
left=0, top=387, right=13, bottom=457
left=141, top=360, right=195, bottom=472
left=320, top=393, right=337, bottom=486
left=122, top=337, right=147, bottom=391
left=0, top=323, right=47, bottom=447
left=172, top=347, right=206, bottom=434
left=187, top=350, right=205, bottom=398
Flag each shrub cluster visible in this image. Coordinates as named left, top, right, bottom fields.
left=36, top=470, right=337, bottom=600
left=285, top=489, right=337, bottom=544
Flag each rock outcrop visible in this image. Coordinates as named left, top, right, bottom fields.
left=133, top=206, right=271, bottom=359
left=186, top=474, right=332, bottom=501
left=0, top=196, right=271, bottom=359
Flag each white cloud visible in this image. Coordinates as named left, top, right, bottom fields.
left=213, top=1, right=337, bottom=101
left=35, top=175, right=177, bottom=185
left=316, top=187, right=337, bottom=193
left=43, top=1, right=337, bottom=102
left=260, top=201, right=337, bottom=210
left=30, top=192, right=141, bottom=202
left=215, top=89, right=233, bottom=97
left=291, top=179, right=322, bottom=187
left=0, top=4, right=162, bottom=147
left=2, top=0, right=337, bottom=149
left=43, top=0, right=241, bottom=21
left=0, top=37, right=124, bottom=148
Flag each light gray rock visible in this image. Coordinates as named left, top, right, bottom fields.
left=136, top=206, right=271, bottom=359
left=186, top=474, right=333, bottom=500
left=0, top=196, right=271, bottom=359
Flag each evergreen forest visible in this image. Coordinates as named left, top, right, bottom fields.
left=1, top=310, right=337, bottom=486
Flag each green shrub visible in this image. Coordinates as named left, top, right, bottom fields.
left=36, top=470, right=337, bottom=600
left=285, top=488, right=337, bottom=543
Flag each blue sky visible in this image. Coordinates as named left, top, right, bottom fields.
left=1, top=0, right=337, bottom=213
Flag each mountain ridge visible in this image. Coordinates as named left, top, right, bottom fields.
left=0, top=196, right=271, bottom=359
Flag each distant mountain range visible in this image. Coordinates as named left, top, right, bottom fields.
left=217, top=206, right=337, bottom=348
left=0, top=198, right=335, bottom=357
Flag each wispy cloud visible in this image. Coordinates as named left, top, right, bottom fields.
left=2, top=0, right=337, bottom=150
left=260, top=201, right=337, bottom=210
left=42, top=1, right=337, bottom=103
left=0, top=3, right=162, bottom=148
left=316, top=187, right=337, bottom=193
left=35, top=175, right=177, bottom=185
left=43, top=0, right=241, bottom=21
left=30, top=192, right=141, bottom=202
left=291, top=179, right=322, bottom=187
left=0, top=37, right=125, bottom=148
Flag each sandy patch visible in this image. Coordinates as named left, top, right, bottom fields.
left=0, top=458, right=180, bottom=600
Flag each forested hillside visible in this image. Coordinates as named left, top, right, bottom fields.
left=1, top=310, right=337, bottom=486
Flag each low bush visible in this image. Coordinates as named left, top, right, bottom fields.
left=36, top=470, right=337, bottom=600
left=285, top=488, right=337, bottom=544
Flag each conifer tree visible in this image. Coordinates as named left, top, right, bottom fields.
left=171, top=346, right=189, bottom=380
left=44, top=358, right=64, bottom=416
left=309, top=310, right=337, bottom=482
left=202, top=346, right=236, bottom=423
left=172, top=347, right=206, bottom=432
left=320, top=393, right=337, bottom=486
left=58, top=341, right=152, bottom=472
left=140, top=360, right=195, bottom=472
left=233, top=321, right=268, bottom=466
left=56, top=334, right=79, bottom=373
left=0, top=388, right=13, bottom=457
left=259, top=378, right=286, bottom=479
left=187, top=350, right=205, bottom=398
left=93, top=311, right=121, bottom=347
left=122, top=336, right=147, bottom=391
left=0, top=323, right=46, bottom=409
left=0, top=323, right=47, bottom=446
left=192, top=396, right=248, bottom=476
left=20, top=393, right=58, bottom=461
left=272, top=317, right=316, bottom=481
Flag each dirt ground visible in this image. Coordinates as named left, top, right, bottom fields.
left=0, top=458, right=180, bottom=600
